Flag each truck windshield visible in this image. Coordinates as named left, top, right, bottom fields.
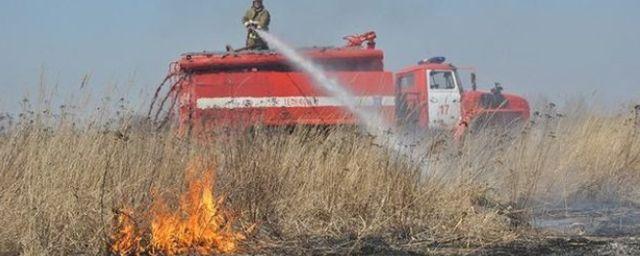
left=429, top=71, right=457, bottom=90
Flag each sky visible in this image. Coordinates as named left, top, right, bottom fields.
left=1, top=0, right=639, bottom=112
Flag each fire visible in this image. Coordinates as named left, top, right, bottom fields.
left=110, top=159, right=245, bottom=255
left=110, top=208, right=141, bottom=255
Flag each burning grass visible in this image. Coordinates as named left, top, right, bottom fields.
left=0, top=101, right=639, bottom=255
left=110, top=158, right=246, bottom=255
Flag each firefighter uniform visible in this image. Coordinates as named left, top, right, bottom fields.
left=242, top=5, right=271, bottom=50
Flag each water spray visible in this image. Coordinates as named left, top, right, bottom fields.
left=255, top=30, right=422, bottom=168
left=255, top=30, right=392, bottom=132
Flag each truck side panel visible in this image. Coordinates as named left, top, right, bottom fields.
left=180, top=71, right=395, bottom=130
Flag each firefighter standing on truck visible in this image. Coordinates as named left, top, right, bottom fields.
left=242, top=0, right=270, bottom=50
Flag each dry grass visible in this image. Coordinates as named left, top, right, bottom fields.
left=0, top=100, right=639, bottom=255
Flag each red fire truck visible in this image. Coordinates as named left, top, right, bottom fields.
left=153, top=32, right=529, bottom=136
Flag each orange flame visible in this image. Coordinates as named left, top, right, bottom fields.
left=110, top=159, right=245, bottom=255
left=110, top=208, right=141, bottom=255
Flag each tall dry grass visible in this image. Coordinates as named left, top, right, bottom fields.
left=0, top=99, right=639, bottom=255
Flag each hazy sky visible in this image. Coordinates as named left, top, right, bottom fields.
left=1, top=0, right=639, bottom=112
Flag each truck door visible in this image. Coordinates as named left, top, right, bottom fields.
left=396, top=73, right=420, bottom=130
left=426, top=70, right=461, bottom=129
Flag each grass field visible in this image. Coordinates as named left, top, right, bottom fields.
left=0, top=99, right=639, bottom=255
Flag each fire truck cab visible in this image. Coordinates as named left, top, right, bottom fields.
left=395, top=57, right=530, bottom=135
left=396, top=57, right=462, bottom=130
